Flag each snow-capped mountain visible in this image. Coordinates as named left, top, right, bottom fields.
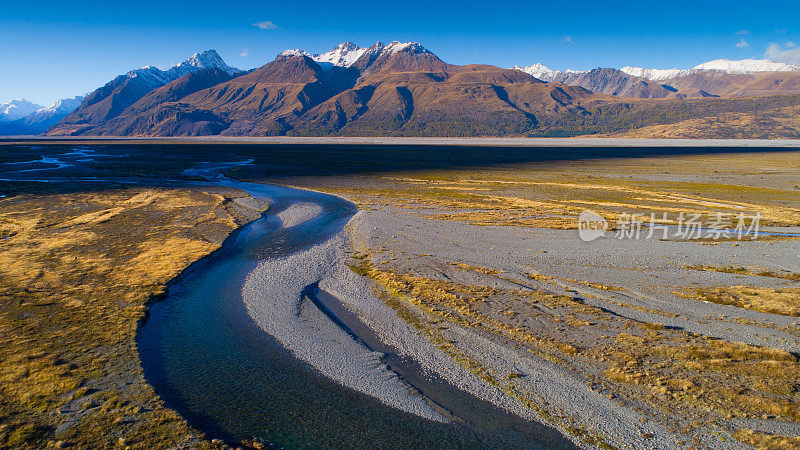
left=512, top=63, right=557, bottom=80
left=618, top=67, right=686, bottom=81
left=512, top=63, right=586, bottom=81
left=0, top=95, right=86, bottom=135
left=622, top=59, right=800, bottom=81
left=0, top=99, right=43, bottom=121
left=693, top=58, right=800, bottom=73
left=126, top=50, right=239, bottom=88
left=165, top=49, right=239, bottom=78
left=280, top=41, right=432, bottom=69
left=516, top=58, right=800, bottom=83
left=2, top=50, right=239, bottom=135
left=307, top=42, right=370, bottom=67
left=23, top=95, right=85, bottom=123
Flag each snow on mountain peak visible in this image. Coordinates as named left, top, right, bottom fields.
left=383, top=41, right=428, bottom=55
left=126, top=50, right=239, bottom=87
left=517, top=57, right=800, bottom=83
left=513, top=63, right=559, bottom=81
left=692, top=58, right=800, bottom=73
left=279, top=49, right=307, bottom=58
left=279, top=41, right=433, bottom=69
left=0, top=98, right=44, bottom=121
left=39, top=96, right=85, bottom=115
left=176, top=50, right=238, bottom=74
left=621, top=58, right=800, bottom=81
left=311, top=42, right=369, bottom=67
left=168, top=49, right=239, bottom=77
left=619, top=66, right=685, bottom=81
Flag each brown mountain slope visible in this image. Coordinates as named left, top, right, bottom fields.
left=664, top=71, right=800, bottom=97
left=76, top=68, right=236, bottom=136
left=45, top=42, right=800, bottom=138
left=549, top=68, right=684, bottom=99
left=282, top=62, right=609, bottom=136
left=48, top=50, right=240, bottom=136
left=50, top=74, right=161, bottom=135
left=610, top=102, right=800, bottom=139
left=188, top=54, right=355, bottom=135
left=123, top=68, right=234, bottom=115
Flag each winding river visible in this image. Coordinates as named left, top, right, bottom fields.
left=0, top=147, right=571, bottom=448
left=137, top=175, right=573, bottom=448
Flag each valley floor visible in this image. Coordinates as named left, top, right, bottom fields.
left=279, top=150, right=800, bottom=448
left=2, top=141, right=800, bottom=449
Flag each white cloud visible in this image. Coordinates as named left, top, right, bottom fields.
left=736, top=30, right=750, bottom=35
left=765, top=42, right=800, bottom=64
left=561, top=35, right=573, bottom=44
left=239, top=48, right=249, bottom=57
left=253, top=20, right=279, bottom=30
left=735, top=38, right=750, bottom=48
left=787, top=41, right=796, bottom=48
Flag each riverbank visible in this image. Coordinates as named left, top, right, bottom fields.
left=276, top=148, right=800, bottom=448
left=0, top=186, right=267, bottom=448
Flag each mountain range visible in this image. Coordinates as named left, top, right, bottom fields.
left=0, top=97, right=86, bottom=135
left=514, top=59, right=800, bottom=99
left=7, top=41, right=798, bottom=138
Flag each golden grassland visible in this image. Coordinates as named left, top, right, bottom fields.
left=316, top=152, right=800, bottom=232
left=612, top=103, right=800, bottom=139
left=0, top=187, right=263, bottom=448
left=349, top=253, right=800, bottom=448
left=309, top=152, right=800, bottom=448
left=680, top=265, right=800, bottom=317
left=690, top=286, right=800, bottom=317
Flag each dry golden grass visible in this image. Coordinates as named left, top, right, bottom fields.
left=681, top=265, right=800, bottom=316
left=0, top=187, right=259, bottom=448
left=734, top=428, right=800, bottom=449
left=304, top=151, right=800, bottom=446
left=612, top=103, right=800, bottom=139
left=320, top=161, right=800, bottom=233
left=686, top=264, right=800, bottom=281
left=694, top=286, right=800, bottom=317
left=349, top=252, right=800, bottom=447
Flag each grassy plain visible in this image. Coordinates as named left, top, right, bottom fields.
left=2, top=141, right=799, bottom=448
left=294, top=149, right=800, bottom=448
left=0, top=186, right=263, bottom=448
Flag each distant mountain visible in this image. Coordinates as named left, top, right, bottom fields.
left=48, top=41, right=608, bottom=137
left=0, top=96, right=86, bottom=135
left=623, top=58, right=800, bottom=80
left=71, top=68, right=235, bottom=136
left=42, top=42, right=800, bottom=138
left=0, top=99, right=43, bottom=121
left=512, top=63, right=578, bottom=82
left=514, top=58, right=800, bottom=99
left=48, top=50, right=239, bottom=135
left=513, top=65, right=706, bottom=98
left=284, top=41, right=370, bottom=68
left=546, top=68, right=686, bottom=98
left=518, top=58, right=800, bottom=83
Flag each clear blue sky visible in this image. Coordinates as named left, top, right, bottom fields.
left=3, top=0, right=800, bottom=105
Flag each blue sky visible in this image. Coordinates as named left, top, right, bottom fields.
left=3, top=0, right=800, bottom=105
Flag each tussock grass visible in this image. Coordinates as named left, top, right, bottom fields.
left=695, top=286, right=800, bottom=317
left=0, top=187, right=258, bottom=448
left=351, top=250, right=800, bottom=446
